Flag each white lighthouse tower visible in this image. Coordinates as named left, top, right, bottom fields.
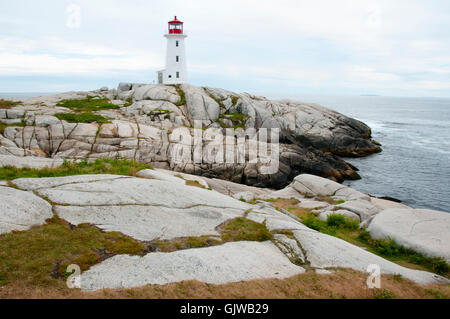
left=157, top=16, right=188, bottom=85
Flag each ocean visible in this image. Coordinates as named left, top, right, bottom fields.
left=2, top=92, right=450, bottom=212
left=268, top=94, right=450, bottom=213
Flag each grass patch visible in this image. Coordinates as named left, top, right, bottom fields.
left=220, top=217, right=273, bottom=242
left=0, top=99, right=22, bottom=109
left=150, top=236, right=222, bottom=252
left=298, top=212, right=449, bottom=277
left=54, top=112, right=110, bottom=124
left=56, top=96, right=119, bottom=112
left=0, top=121, right=26, bottom=135
left=0, top=158, right=151, bottom=180
left=262, top=198, right=312, bottom=219
left=1, top=268, right=448, bottom=299
left=373, top=289, right=395, bottom=299
left=315, top=194, right=345, bottom=205
left=357, top=230, right=449, bottom=277
left=325, top=214, right=359, bottom=230
left=0, top=216, right=146, bottom=287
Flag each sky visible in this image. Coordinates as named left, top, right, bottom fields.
left=1, top=0, right=449, bottom=97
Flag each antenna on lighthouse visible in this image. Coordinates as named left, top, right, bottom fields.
left=157, top=16, right=188, bottom=84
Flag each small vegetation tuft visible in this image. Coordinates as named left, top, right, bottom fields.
left=217, top=112, right=250, bottom=129
left=150, top=217, right=272, bottom=253
left=0, top=158, right=151, bottom=180
left=0, top=121, right=26, bottom=135
left=54, top=112, right=110, bottom=124
left=56, top=96, right=119, bottom=112
left=185, top=180, right=206, bottom=189
left=220, top=217, right=273, bottom=242
left=325, top=214, right=359, bottom=230
left=0, top=99, right=22, bottom=109
left=173, top=86, right=186, bottom=106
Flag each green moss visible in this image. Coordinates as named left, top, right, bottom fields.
left=205, top=91, right=226, bottom=108
left=0, top=158, right=151, bottom=180
left=54, top=112, right=110, bottom=124
left=173, top=86, right=186, bottom=106
left=56, top=96, right=119, bottom=112
left=218, top=112, right=249, bottom=129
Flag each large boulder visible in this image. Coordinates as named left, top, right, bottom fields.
left=368, top=208, right=450, bottom=262
left=0, top=83, right=382, bottom=189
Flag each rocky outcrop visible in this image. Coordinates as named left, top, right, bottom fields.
left=368, top=208, right=450, bottom=262
left=0, top=84, right=381, bottom=189
left=0, top=168, right=448, bottom=290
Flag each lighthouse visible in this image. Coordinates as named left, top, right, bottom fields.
left=157, top=16, right=188, bottom=85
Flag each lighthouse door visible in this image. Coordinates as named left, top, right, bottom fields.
left=158, top=71, right=163, bottom=84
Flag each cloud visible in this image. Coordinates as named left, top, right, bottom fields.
left=0, top=0, right=449, bottom=96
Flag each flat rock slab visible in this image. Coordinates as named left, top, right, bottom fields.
left=297, top=200, right=329, bottom=210
left=293, top=174, right=369, bottom=201
left=32, top=177, right=252, bottom=209
left=293, top=228, right=449, bottom=285
left=12, top=174, right=128, bottom=191
left=247, top=205, right=309, bottom=232
left=155, top=169, right=209, bottom=188
left=0, top=187, right=53, bottom=234
left=368, top=208, right=450, bottom=262
left=336, top=199, right=380, bottom=221
left=317, top=209, right=360, bottom=222
left=370, top=197, right=410, bottom=210
left=136, top=169, right=186, bottom=184
left=56, top=205, right=244, bottom=241
left=0, top=154, right=64, bottom=169
left=80, top=241, right=305, bottom=291
left=204, top=177, right=272, bottom=197
left=292, top=174, right=345, bottom=195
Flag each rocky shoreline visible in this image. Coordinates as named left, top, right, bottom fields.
left=0, top=83, right=381, bottom=189
left=1, top=86, right=448, bottom=296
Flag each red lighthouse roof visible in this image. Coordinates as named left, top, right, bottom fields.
left=168, top=16, right=184, bottom=34
left=169, top=16, right=183, bottom=24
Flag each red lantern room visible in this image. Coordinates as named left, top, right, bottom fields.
left=168, top=16, right=183, bottom=34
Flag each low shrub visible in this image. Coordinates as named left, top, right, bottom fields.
left=54, top=112, right=109, bottom=124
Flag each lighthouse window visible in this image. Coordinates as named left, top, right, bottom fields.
left=176, top=56, right=179, bottom=62
left=168, top=75, right=172, bottom=78
left=176, top=72, right=180, bottom=78
left=176, top=40, right=179, bottom=47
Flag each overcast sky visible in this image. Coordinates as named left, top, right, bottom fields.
left=1, top=0, right=449, bottom=97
